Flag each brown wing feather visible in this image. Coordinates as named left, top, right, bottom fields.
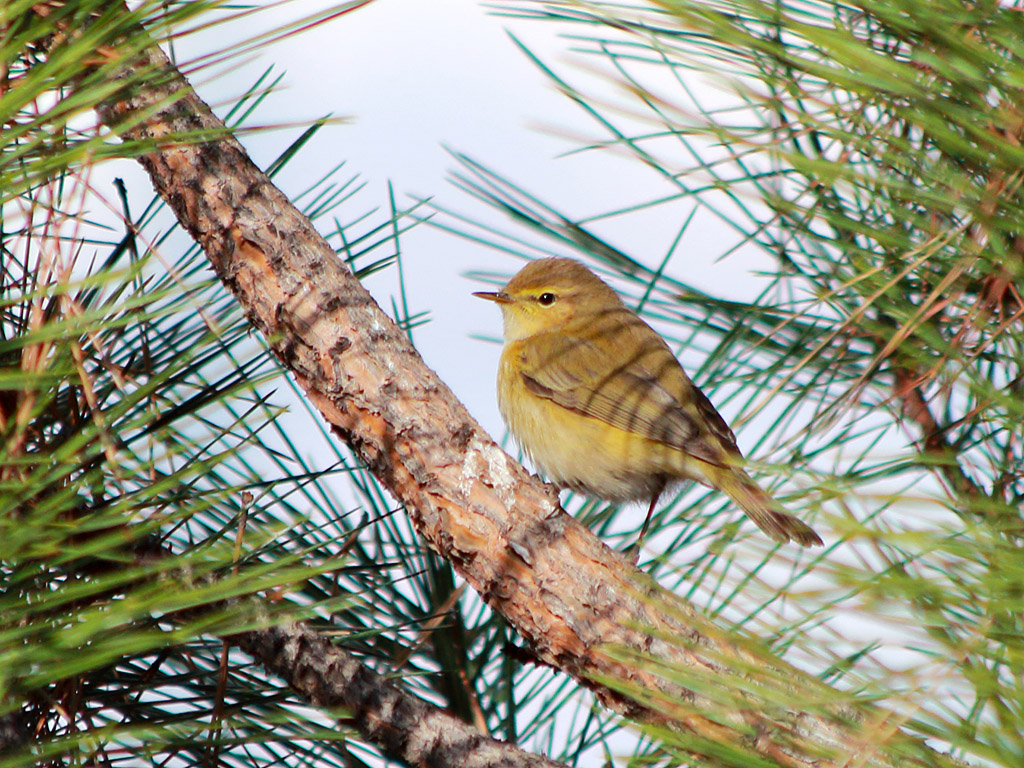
left=517, top=313, right=734, bottom=467
left=688, top=381, right=741, bottom=456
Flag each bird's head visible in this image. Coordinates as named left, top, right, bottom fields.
left=473, top=258, right=623, bottom=342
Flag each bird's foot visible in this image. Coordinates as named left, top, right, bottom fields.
left=538, top=478, right=562, bottom=505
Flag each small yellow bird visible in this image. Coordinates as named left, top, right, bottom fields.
left=474, top=257, right=822, bottom=550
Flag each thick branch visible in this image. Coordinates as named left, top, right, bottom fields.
left=77, top=11, right=957, bottom=768
left=45, top=538, right=561, bottom=768
left=233, top=623, right=567, bottom=768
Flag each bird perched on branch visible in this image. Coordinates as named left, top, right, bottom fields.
left=474, top=257, right=822, bottom=553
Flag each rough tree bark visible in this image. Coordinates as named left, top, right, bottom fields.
left=233, top=623, right=569, bottom=768
left=62, top=5, right=960, bottom=768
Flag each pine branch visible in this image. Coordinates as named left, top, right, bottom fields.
left=41, top=4, right=967, bottom=766
left=233, top=622, right=568, bottom=768
left=11, top=516, right=571, bottom=768
left=892, top=366, right=981, bottom=501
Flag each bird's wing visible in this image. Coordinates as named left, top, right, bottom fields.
left=516, top=319, right=739, bottom=467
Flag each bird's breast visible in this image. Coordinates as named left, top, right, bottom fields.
left=496, top=343, right=695, bottom=502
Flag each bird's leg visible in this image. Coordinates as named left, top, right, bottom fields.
left=541, top=479, right=563, bottom=505
left=628, top=486, right=663, bottom=565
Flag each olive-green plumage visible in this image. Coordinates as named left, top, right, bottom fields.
left=475, top=257, right=822, bottom=548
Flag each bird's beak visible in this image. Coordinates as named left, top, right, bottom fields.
left=473, top=291, right=512, bottom=304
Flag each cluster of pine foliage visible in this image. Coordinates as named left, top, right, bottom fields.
left=2, top=1, right=1021, bottom=767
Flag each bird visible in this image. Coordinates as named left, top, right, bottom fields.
left=473, top=257, right=823, bottom=552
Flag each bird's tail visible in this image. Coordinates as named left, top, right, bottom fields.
left=709, top=466, right=823, bottom=547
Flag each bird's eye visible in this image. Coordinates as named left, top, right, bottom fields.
left=538, top=292, right=557, bottom=306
